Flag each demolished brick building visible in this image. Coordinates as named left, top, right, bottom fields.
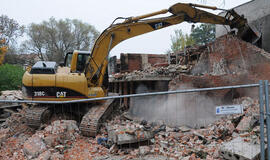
left=109, top=35, right=270, bottom=109
left=171, top=35, right=270, bottom=99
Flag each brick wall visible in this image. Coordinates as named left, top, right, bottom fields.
left=120, top=53, right=142, bottom=72
left=118, top=53, right=167, bottom=73
left=147, top=54, right=167, bottom=65
left=170, top=35, right=270, bottom=100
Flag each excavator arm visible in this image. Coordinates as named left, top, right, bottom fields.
left=84, top=3, right=259, bottom=88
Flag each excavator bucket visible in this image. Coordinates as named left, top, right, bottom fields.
left=240, top=23, right=261, bottom=44
left=169, top=3, right=261, bottom=45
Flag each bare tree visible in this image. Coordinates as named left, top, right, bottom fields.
left=21, top=24, right=46, bottom=60
left=23, top=17, right=99, bottom=62
left=0, top=15, right=25, bottom=64
left=0, top=15, right=24, bottom=46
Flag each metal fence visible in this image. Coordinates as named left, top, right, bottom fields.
left=0, top=81, right=269, bottom=159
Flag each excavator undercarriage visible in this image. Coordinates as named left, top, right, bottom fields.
left=25, top=93, right=118, bottom=136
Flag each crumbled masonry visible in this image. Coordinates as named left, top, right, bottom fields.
left=0, top=96, right=263, bottom=159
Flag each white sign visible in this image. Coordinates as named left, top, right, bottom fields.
left=216, top=105, right=243, bottom=115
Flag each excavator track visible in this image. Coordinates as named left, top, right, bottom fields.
left=80, top=95, right=116, bottom=137
left=25, top=106, right=51, bottom=128
left=25, top=93, right=118, bottom=136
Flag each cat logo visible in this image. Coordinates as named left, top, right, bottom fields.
left=56, top=91, right=67, bottom=98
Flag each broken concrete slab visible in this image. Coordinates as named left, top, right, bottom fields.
left=116, top=129, right=154, bottom=145
left=50, top=152, right=64, bottom=160
left=179, top=126, right=191, bottom=132
left=139, top=146, right=151, bottom=156
left=36, top=150, right=51, bottom=160
left=44, top=120, right=79, bottom=135
left=0, top=90, right=23, bottom=100
left=107, top=124, right=154, bottom=145
left=236, top=116, right=252, bottom=132
left=220, top=137, right=260, bottom=160
left=23, top=135, right=47, bottom=159
left=0, top=128, right=9, bottom=143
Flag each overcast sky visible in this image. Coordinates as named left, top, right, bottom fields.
left=2, top=0, right=250, bottom=57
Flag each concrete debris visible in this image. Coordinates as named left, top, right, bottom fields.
left=44, top=120, right=79, bottom=135
left=36, top=150, right=51, bottom=160
left=0, top=128, right=9, bottom=143
left=220, top=137, right=260, bottom=160
left=139, top=146, right=151, bottom=156
left=110, top=64, right=191, bottom=81
left=50, top=152, right=64, bottom=160
left=0, top=90, right=24, bottom=125
left=178, top=126, right=191, bottom=132
left=236, top=116, right=253, bottom=132
left=23, top=135, right=47, bottom=159
left=0, top=97, right=264, bottom=159
left=106, top=122, right=154, bottom=145
left=0, top=90, right=23, bottom=100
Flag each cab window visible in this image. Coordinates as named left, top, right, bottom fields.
left=76, top=54, right=89, bottom=72
left=65, top=53, right=73, bottom=67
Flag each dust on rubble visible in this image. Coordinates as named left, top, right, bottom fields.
left=0, top=96, right=262, bottom=159
left=121, top=35, right=270, bottom=130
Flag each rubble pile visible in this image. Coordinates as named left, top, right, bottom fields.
left=173, top=45, right=205, bottom=66
left=0, top=90, right=24, bottom=125
left=110, top=44, right=205, bottom=82
left=103, top=97, right=261, bottom=159
left=0, top=90, right=25, bottom=132
left=0, top=96, right=263, bottom=159
left=0, top=90, right=22, bottom=100
left=112, top=64, right=191, bottom=81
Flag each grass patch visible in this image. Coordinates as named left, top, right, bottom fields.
left=0, top=64, right=25, bottom=91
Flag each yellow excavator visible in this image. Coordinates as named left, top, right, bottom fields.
left=22, top=3, right=260, bottom=136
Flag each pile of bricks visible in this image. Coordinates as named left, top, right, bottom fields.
left=0, top=96, right=262, bottom=159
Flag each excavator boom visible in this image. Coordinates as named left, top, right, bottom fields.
left=85, top=2, right=260, bottom=88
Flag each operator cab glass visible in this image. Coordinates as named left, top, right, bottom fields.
left=76, top=53, right=89, bottom=72
left=64, top=52, right=73, bottom=67
left=64, top=51, right=90, bottom=73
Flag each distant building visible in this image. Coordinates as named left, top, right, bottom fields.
left=216, top=0, right=270, bottom=52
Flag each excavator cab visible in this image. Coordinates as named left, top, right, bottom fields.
left=63, top=51, right=90, bottom=73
